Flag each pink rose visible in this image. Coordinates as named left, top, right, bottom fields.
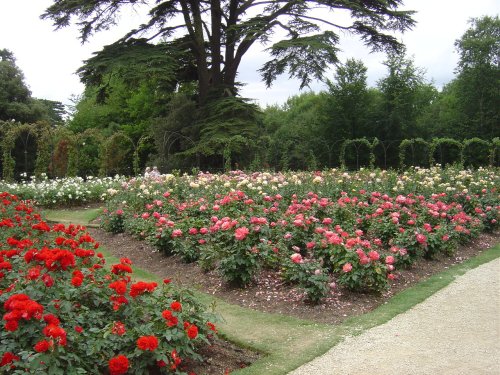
left=171, top=229, right=183, bottom=238
left=359, top=256, right=370, bottom=265
left=416, top=233, right=427, bottom=244
left=385, top=255, right=395, bottom=265
left=368, top=250, right=380, bottom=261
left=290, top=253, right=302, bottom=264
left=234, top=227, right=250, bottom=241
left=342, top=263, right=353, bottom=273
left=306, top=241, right=316, bottom=249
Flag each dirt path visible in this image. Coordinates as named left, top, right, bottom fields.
left=289, top=257, right=500, bottom=375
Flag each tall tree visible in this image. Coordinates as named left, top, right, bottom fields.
left=35, top=99, right=67, bottom=126
left=326, top=58, right=369, bottom=139
left=0, top=49, right=35, bottom=123
left=453, top=15, right=499, bottom=139
left=376, top=48, right=435, bottom=140
left=42, top=1, right=415, bottom=105
left=0, top=49, right=64, bottom=125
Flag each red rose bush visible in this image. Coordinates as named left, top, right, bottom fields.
left=0, top=192, right=217, bottom=374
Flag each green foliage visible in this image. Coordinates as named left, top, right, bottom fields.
left=282, top=259, right=330, bottom=304
left=42, top=0, right=415, bottom=107
left=264, top=92, right=330, bottom=170
left=100, top=208, right=125, bottom=234
left=191, top=96, right=261, bottom=169
left=462, top=138, right=491, bottom=168
left=0, top=49, right=58, bottom=124
left=150, top=93, right=198, bottom=171
left=260, top=31, right=341, bottom=89
left=377, top=48, right=435, bottom=141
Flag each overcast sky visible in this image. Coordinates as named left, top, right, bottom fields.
left=0, top=1, right=498, bottom=108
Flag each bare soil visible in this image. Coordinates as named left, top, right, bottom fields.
left=86, top=227, right=499, bottom=375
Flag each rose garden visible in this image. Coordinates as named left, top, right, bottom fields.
left=1, top=165, right=499, bottom=373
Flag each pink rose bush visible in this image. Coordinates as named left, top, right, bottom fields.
left=95, top=168, right=499, bottom=302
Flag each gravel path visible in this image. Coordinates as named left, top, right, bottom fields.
left=289, top=257, right=500, bottom=375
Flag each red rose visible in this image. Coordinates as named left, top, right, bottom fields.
left=34, top=340, right=51, bottom=353
left=0, top=352, right=19, bottom=367
left=109, top=355, right=129, bottom=375
left=43, top=314, right=60, bottom=326
left=170, top=301, right=182, bottom=312
left=4, top=320, right=19, bottom=332
left=186, top=324, right=198, bottom=339
left=137, top=335, right=159, bottom=351
left=112, top=321, right=126, bottom=336
left=109, top=280, right=127, bottom=295
left=71, top=276, right=83, bottom=287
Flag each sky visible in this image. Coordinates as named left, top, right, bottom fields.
left=0, top=1, right=498, bottom=108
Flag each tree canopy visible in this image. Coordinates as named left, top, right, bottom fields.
left=0, top=49, right=65, bottom=125
left=453, top=15, right=499, bottom=139
left=42, top=0, right=416, bottom=103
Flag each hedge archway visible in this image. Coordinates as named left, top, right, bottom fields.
left=374, top=139, right=399, bottom=169
left=462, top=138, right=491, bottom=168
left=340, top=138, right=377, bottom=170
left=399, top=138, right=430, bottom=169
left=34, top=122, right=53, bottom=178
left=430, top=138, right=463, bottom=167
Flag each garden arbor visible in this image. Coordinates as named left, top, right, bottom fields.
left=1, top=122, right=52, bottom=180
left=1, top=122, right=498, bottom=178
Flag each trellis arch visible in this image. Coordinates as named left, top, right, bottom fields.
left=462, top=138, right=491, bottom=168
left=399, top=138, right=430, bottom=169
left=340, top=138, right=377, bottom=170
left=35, top=122, right=53, bottom=178
left=134, top=135, right=155, bottom=175
left=72, top=129, right=105, bottom=177
left=430, top=138, right=463, bottom=167
left=50, top=128, right=77, bottom=177
left=373, top=139, right=399, bottom=169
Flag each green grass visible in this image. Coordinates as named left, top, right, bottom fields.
left=44, top=207, right=102, bottom=226
left=45, top=209, right=500, bottom=374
